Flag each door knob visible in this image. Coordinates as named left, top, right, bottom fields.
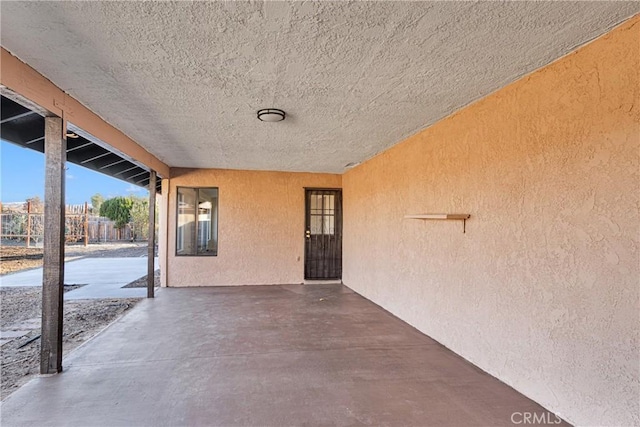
left=305, top=230, right=311, bottom=239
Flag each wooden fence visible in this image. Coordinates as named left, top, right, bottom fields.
left=0, top=202, right=134, bottom=246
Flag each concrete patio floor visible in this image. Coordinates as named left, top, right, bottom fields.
left=0, top=284, right=567, bottom=427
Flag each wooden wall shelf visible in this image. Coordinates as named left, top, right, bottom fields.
left=404, top=214, right=471, bottom=233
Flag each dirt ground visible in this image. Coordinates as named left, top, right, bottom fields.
left=0, top=242, right=150, bottom=400
left=122, top=269, right=160, bottom=288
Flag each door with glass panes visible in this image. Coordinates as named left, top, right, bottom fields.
left=305, top=189, right=342, bottom=280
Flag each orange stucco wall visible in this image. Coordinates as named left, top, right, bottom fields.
left=165, top=168, right=341, bottom=286
left=342, top=17, right=639, bottom=426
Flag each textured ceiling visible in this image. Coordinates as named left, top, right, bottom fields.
left=1, top=2, right=638, bottom=173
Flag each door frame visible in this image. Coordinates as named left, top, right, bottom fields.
left=303, top=187, right=343, bottom=280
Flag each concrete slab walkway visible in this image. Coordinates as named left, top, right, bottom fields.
left=0, top=284, right=567, bottom=427
left=0, top=257, right=158, bottom=299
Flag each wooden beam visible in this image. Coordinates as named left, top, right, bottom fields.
left=41, top=116, right=66, bottom=374
left=0, top=109, right=36, bottom=124
left=147, top=171, right=157, bottom=298
left=0, top=48, right=170, bottom=178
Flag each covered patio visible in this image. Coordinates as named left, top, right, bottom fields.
left=0, top=2, right=638, bottom=425
left=0, top=284, right=565, bottom=426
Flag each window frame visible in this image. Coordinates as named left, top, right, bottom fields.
left=309, top=193, right=336, bottom=236
left=175, top=186, right=219, bottom=257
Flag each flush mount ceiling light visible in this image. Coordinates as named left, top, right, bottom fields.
left=257, top=108, right=285, bottom=122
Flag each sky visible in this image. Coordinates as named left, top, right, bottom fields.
left=1, top=140, right=149, bottom=205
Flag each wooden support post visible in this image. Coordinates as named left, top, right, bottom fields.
left=41, top=116, right=66, bottom=374
left=147, top=171, right=156, bottom=298
left=84, top=202, right=89, bottom=246
left=26, top=201, right=32, bottom=248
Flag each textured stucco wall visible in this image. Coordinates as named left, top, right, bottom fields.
left=342, top=17, right=639, bottom=427
left=166, top=168, right=341, bottom=286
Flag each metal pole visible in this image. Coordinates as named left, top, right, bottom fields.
left=147, top=171, right=156, bottom=298
left=84, top=202, right=89, bottom=246
left=26, top=201, right=32, bottom=248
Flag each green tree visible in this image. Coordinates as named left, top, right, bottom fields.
left=90, top=193, right=104, bottom=214
left=100, top=196, right=133, bottom=229
left=129, top=196, right=149, bottom=241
